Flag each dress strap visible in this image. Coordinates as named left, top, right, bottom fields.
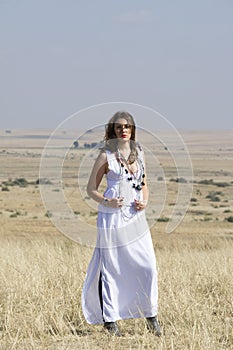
left=136, top=144, right=145, bottom=165
left=105, top=149, right=116, bottom=164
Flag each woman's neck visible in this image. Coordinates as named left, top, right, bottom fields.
left=117, top=141, right=131, bottom=159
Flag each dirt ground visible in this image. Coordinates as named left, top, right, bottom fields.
left=0, top=128, right=232, bottom=350
left=0, top=128, right=232, bottom=241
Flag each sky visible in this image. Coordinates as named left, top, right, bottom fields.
left=0, top=0, right=233, bottom=130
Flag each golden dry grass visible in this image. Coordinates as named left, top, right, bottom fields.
left=0, top=235, right=232, bottom=349
left=0, top=129, right=233, bottom=349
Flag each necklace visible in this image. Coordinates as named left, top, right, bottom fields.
left=116, top=148, right=146, bottom=221
left=116, top=148, right=145, bottom=191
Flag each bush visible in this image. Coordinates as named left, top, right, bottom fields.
left=36, top=178, right=53, bottom=185
left=203, top=216, right=212, bottom=222
left=215, top=182, right=230, bottom=188
left=225, top=216, right=233, bottom=223
left=206, top=192, right=221, bottom=202
left=84, top=142, right=98, bottom=149
left=157, top=176, right=163, bottom=181
left=157, top=217, right=169, bottom=222
left=170, top=177, right=187, bottom=183
left=197, top=179, right=230, bottom=187
left=2, top=178, right=29, bottom=187
left=198, top=179, right=214, bottom=185
left=13, top=178, right=29, bottom=187
left=89, top=211, right=98, bottom=216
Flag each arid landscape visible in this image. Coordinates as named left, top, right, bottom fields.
left=0, top=128, right=232, bottom=349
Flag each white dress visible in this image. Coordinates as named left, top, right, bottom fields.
left=82, top=149, right=158, bottom=324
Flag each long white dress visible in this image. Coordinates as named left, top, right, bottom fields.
left=82, top=149, right=158, bottom=324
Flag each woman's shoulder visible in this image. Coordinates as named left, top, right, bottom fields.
left=135, top=142, right=145, bottom=163
left=94, top=149, right=107, bottom=165
left=99, top=143, right=115, bottom=156
left=136, top=142, right=144, bottom=155
left=98, top=148, right=111, bottom=156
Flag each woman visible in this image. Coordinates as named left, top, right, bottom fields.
left=81, top=111, right=161, bottom=337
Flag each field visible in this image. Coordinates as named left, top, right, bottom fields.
left=0, top=129, right=233, bottom=349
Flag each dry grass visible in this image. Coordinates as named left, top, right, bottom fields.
left=0, top=129, right=233, bottom=349
left=0, top=235, right=232, bottom=350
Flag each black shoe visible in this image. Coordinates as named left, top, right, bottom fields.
left=146, top=316, right=161, bottom=336
left=103, top=322, right=123, bottom=337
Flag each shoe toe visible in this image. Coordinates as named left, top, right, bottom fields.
left=104, top=322, right=123, bottom=337
left=146, top=317, right=161, bottom=336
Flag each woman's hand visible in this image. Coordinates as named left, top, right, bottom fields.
left=103, top=197, right=124, bottom=208
left=134, top=199, right=147, bottom=211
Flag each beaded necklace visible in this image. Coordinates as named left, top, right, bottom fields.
left=116, top=148, right=146, bottom=191
left=116, top=147, right=146, bottom=221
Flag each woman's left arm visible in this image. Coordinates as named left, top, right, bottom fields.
left=142, top=178, right=149, bottom=204
left=134, top=151, right=149, bottom=211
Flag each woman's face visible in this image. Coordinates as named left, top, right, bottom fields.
left=114, top=118, right=132, bottom=141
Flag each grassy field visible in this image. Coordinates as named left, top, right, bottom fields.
left=0, top=129, right=232, bottom=349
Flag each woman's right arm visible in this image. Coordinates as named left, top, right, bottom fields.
left=87, top=151, right=108, bottom=204
left=87, top=150, right=123, bottom=208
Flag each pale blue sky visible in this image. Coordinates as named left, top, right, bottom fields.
left=0, top=0, right=232, bottom=130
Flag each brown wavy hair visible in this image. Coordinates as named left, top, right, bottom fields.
left=103, top=111, right=138, bottom=164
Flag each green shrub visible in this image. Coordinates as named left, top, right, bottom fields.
left=203, top=216, right=212, bottom=222
left=36, top=178, right=53, bottom=185
left=215, top=182, right=230, bottom=188
left=2, top=178, right=29, bottom=187
left=198, top=179, right=214, bottom=185
left=157, top=217, right=169, bottom=222
left=225, top=216, right=233, bottom=223
left=13, top=178, right=28, bottom=187
left=170, top=177, right=187, bottom=183
left=197, top=179, right=230, bottom=187
left=89, top=211, right=98, bottom=216
left=206, top=192, right=221, bottom=202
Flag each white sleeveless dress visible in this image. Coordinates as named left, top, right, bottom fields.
left=82, top=149, right=158, bottom=324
